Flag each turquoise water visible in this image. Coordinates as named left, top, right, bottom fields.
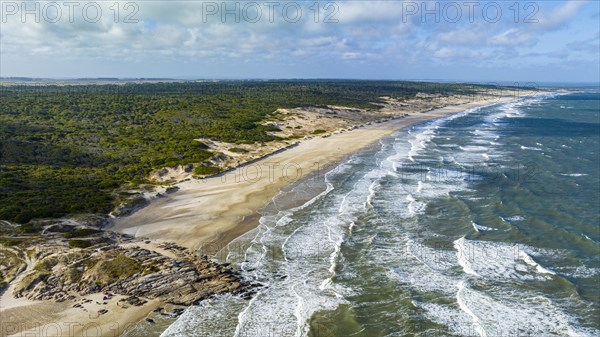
left=161, top=92, right=599, bottom=337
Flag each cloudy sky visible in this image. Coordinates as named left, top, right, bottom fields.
left=1, top=0, right=599, bottom=82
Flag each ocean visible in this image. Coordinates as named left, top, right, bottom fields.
left=158, top=91, right=600, bottom=337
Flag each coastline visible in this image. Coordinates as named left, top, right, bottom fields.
left=0, top=93, right=541, bottom=337
left=111, top=95, right=531, bottom=252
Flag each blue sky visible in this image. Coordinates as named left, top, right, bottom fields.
left=1, top=0, right=599, bottom=82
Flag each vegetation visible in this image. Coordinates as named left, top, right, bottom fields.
left=194, top=165, right=222, bottom=176
left=64, top=228, right=102, bottom=238
left=0, top=249, right=26, bottom=290
left=18, top=223, right=45, bottom=234
left=84, top=253, right=143, bottom=287
left=228, top=147, right=249, bottom=153
left=68, top=239, right=94, bottom=248
left=0, top=238, right=23, bottom=246
left=0, top=80, right=494, bottom=225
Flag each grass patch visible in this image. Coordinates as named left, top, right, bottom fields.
left=228, top=147, right=249, bottom=154
left=18, top=223, right=45, bottom=234
left=68, top=239, right=94, bottom=249
left=85, top=253, right=142, bottom=287
left=264, top=125, right=282, bottom=132
left=193, top=166, right=222, bottom=176
left=34, top=256, right=59, bottom=272
left=0, top=238, right=23, bottom=246
left=64, top=228, right=102, bottom=238
left=312, top=129, right=327, bottom=135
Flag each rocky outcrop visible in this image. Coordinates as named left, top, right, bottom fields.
left=14, top=243, right=250, bottom=306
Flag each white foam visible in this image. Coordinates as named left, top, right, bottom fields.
left=560, top=173, right=588, bottom=177
left=383, top=235, right=598, bottom=337
left=520, top=251, right=556, bottom=275
left=520, top=145, right=543, bottom=151
left=580, top=234, right=600, bottom=245
left=415, top=299, right=484, bottom=337
left=502, top=215, right=525, bottom=222
left=472, top=128, right=500, bottom=140
left=452, top=281, right=595, bottom=337
left=234, top=159, right=395, bottom=337
left=161, top=294, right=247, bottom=337
left=564, top=265, right=600, bottom=278
left=453, top=237, right=555, bottom=281
left=460, top=145, right=490, bottom=152
left=456, top=281, right=488, bottom=337
left=407, top=127, right=436, bottom=162
left=471, top=222, right=498, bottom=232
left=381, top=235, right=462, bottom=296
left=454, top=237, right=480, bottom=276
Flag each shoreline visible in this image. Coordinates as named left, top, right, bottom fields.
left=110, top=95, right=532, bottom=252
left=0, top=93, right=541, bottom=337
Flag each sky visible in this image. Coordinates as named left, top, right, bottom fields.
left=0, top=0, right=599, bottom=82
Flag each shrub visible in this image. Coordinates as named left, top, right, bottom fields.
left=193, top=166, right=222, bottom=176
left=0, top=238, right=23, bottom=246
left=18, top=223, right=44, bottom=234
left=228, top=147, right=249, bottom=154
left=68, top=239, right=94, bottom=248
left=264, top=125, right=282, bottom=132
left=64, top=228, right=102, bottom=238
left=84, top=254, right=142, bottom=287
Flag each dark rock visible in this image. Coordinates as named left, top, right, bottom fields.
left=124, top=296, right=147, bottom=306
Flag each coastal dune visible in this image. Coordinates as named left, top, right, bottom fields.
left=111, top=97, right=521, bottom=251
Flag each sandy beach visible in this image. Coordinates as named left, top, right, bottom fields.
left=111, top=96, right=525, bottom=252
left=1, top=293, right=161, bottom=337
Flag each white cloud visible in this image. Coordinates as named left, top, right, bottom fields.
left=536, top=0, right=588, bottom=30
left=335, top=2, right=405, bottom=24
left=489, top=28, right=537, bottom=47
left=433, top=47, right=453, bottom=58
left=0, top=0, right=596, bottom=81
left=437, top=26, right=486, bottom=46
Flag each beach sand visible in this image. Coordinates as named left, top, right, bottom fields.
left=111, top=96, right=523, bottom=252
left=1, top=293, right=160, bottom=337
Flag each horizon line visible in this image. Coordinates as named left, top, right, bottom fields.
left=1, top=77, right=599, bottom=85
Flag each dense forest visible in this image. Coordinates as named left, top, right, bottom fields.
left=0, top=80, right=494, bottom=224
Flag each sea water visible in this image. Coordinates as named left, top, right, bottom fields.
left=160, top=91, right=599, bottom=337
